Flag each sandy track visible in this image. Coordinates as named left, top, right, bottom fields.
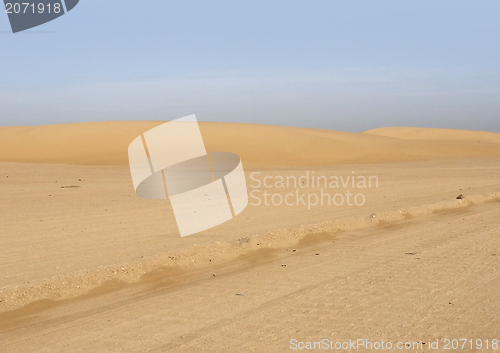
left=0, top=198, right=499, bottom=352
left=1, top=158, right=499, bottom=313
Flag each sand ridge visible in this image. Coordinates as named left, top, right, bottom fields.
left=0, top=121, right=500, bottom=166
left=362, top=126, right=500, bottom=143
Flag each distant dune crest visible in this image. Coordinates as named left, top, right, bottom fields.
left=0, top=122, right=499, bottom=166
left=362, top=126, right=500, bottom=143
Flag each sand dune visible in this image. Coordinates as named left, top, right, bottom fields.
left=0, top=122, right=499, bottom=166
left=362, top=126, right=500, bottom=143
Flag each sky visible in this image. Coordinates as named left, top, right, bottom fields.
left=1, top=0, right=499, bottom=132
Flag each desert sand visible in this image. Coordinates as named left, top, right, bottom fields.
left=0, top=122, right=499, bottom=352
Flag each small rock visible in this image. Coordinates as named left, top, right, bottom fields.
left=456, top=194, right=463, bottom=199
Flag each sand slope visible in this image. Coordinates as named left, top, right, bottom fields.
left=0, top=122, right=499, bottom=166
left=362, top=126, right=500, bottom=143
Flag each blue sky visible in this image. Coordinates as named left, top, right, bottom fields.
left=1, top=0, right=499, bottom=132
